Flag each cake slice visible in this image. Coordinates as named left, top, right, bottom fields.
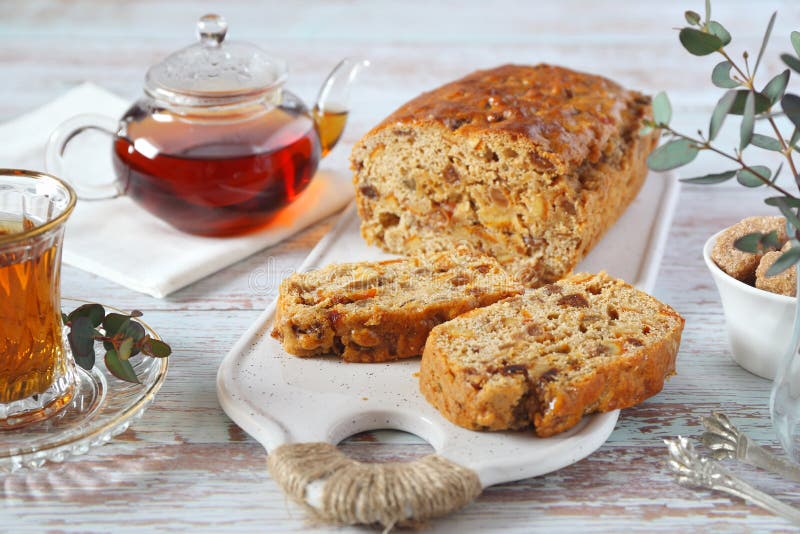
left=419, top=272, right=684, bottom=437
left=351, top=64, right=658, bottom=286
left=271, top=247, right=523, bottom=363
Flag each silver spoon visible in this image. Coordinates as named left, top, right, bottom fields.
left=665, top=436, right=800, bottom=526
left=700, top=411, right=800, bottom=483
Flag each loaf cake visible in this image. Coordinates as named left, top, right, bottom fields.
left=270, top=247, right=522, bottom=363
left=351, top=64, right=658, bottom=287
left=419, top=271, right=684, bottom=437
left=711, top=216, right=788, bottom=284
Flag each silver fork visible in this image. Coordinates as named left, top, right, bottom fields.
left=665, top=436, right=800, bottom=526
left=700, top=411, right=800, bottom=483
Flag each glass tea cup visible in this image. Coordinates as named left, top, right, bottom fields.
left=0, top=170, right=77, bottom=429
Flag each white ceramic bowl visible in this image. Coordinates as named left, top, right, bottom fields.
left=703, top=230, right=796, bottom=379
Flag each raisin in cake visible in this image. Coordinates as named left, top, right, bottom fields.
left=351, top=64, right=658, bottom=286
left=419, top=272, right=684, bottom=437
left=271, top=247, right=522, bottom=363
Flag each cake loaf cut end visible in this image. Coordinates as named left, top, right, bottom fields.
left=271, top=246, right=523, bottom=363
left=419, top=272, right=684, bottom=437
left=351, top=64, right=658, bottom=287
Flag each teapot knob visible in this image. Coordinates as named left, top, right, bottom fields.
left=197, top=14, right=228, bottom=47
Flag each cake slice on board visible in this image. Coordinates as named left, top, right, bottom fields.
left=271, top=246, right=522, bottom=363
left=420, top=271, right=684, bottom=437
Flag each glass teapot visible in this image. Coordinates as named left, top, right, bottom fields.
left=46, top=14, right=368, bottom=237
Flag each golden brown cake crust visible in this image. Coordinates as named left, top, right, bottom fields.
left=367, top=64, right=643, bottom=175
left=419, top=272, right=684, bottom=437
left=270, top=247, right=522, bottom=363
left=351, top=64, right=658, bottom=287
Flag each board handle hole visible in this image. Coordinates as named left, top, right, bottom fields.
left=327, top=409, right=447, bottom=460
left=338, top=429, right=434, bottom=463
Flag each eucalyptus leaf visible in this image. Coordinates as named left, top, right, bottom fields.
left=118, top=337, right=134, bottom=361
left=733, top=232, right=763, bottom=253
left=783, top=94, right=800, bottom=130
left=771, top=197, right=800, bottom=233
left=753, top=12, right=777, bottom=77
left=782, top=54, right=800, bottom=74
left=652, top=91, right=671, bottom=125
left=766, top=247, right=800, bottom=277
left=61, top=302, right=172, bottom=385
left=791, top=128, right=800, bottom=148
left=68, top=316, right=96, bottom=371
left=792, top=31, right=800, bottom=57
left=679, top=27, right=723, bottom=56
left=145, top=338, right=172, bottom=358
left=782, top=225, right=796, bottom=242
left=773, top=163, right=784, bottom=183
left=782, top=216, right=796, bottom=236
left=737, top=165, right=772, bottom=187
left=740, top=91, right=755, bottom=150
left=122, top=320, right=146, bottom=343
left=122, top=320, right=145, bottom=358
left=709, top=90, right=736, bottom=140
left=711, top=61, right=738, bottom=88
left=679, top=170, right=736, bottom=184
left=751, top=133, right=782, bottom=151
left=67, top=303, right=105, bottom=328
left=765, top=196, right=800, bottom=209
left=104, top=349, right=141, bottom=384
left=729, top=90, right=770, bottom=115
left=639, top=124, right=654, bottom=136
left=762, top=70, right=790, bottom=105
left=733, top=230, right=780, bottom=253
left=685, top=10, right=701, bottom=25
left=646, top=138, right=699, bottom=171
left=103, top=313, right=130, bottom=336
left=761, top=230, right=781, bottom=250
left=102, top=313, right=143, bottom=356
left=707, top=21, right=731, bottom=46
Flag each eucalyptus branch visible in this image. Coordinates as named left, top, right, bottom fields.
left=767, top=115, right=800, bottom=185
left=712, top=23, right=800, bottom=185
left=717, top=41, right=800, bottom=187
left=654, top=2, right=800, bottom=275
left=63, top=303, right=172, bottom=384
left=701, top=141, right=782, bottom=189
left=657, top=124, right=798, bottom=199
left=718, top=49, right=750, bottom=87
left=756, top=111, right=787, bottom=120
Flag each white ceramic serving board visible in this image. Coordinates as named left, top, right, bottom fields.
left=217, top=173, right=679, bottom=489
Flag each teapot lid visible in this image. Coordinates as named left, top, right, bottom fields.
left=145, top=14, right=288, bottom=106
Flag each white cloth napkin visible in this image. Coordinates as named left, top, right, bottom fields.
left=0, top=83, right=354, bottom=297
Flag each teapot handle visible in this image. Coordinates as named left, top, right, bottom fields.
left=45, top=114, right=121, bottom=200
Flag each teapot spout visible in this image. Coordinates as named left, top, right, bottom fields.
left=313, top=57, right=369, bottom=155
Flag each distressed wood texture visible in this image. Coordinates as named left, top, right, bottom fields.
left=4, top=0, right=800, bottom=531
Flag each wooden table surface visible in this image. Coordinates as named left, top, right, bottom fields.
left=3, top=0, right=800, bottom=531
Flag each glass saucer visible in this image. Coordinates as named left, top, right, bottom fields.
left=0, top=299, right=169, bottom=473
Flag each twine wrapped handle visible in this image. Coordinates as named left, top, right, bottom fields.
left=267, top=442, right=482, bottom=530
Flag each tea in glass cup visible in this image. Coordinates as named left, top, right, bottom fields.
left=0, top=170, right=77, bottom=428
